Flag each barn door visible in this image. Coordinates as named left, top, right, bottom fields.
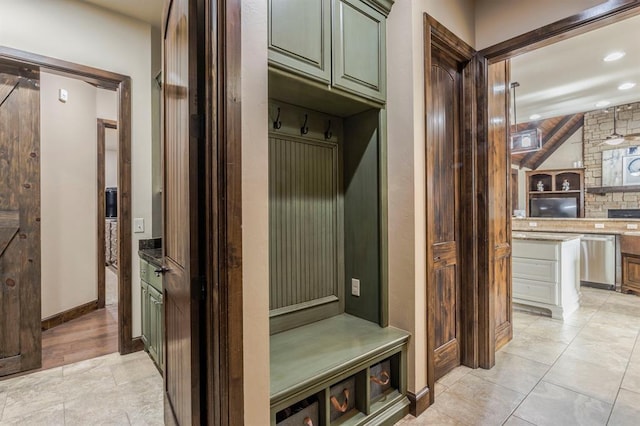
left=162, top=0, right=203, bottom=423
left=427, top=45, right=462, bottom=381
left=0, top=64, right=41, bottom=377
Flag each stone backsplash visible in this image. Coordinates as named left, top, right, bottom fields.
left=583, top=102, right=640, bottom=218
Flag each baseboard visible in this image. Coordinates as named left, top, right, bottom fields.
left=131, top=336, right=145, bottom=352
left=407, top=385, right=431, bottom=417
left=41, top=300, right=98, bottom=331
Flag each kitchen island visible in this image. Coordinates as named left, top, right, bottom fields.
left=512, top=232, right=582, bottom=319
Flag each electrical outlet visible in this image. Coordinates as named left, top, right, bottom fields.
left=529, top=222, right=537, bottom=227
left=627, top=224, right=639, bottom=230
left=351, top=278, right=360, bottom=297
left=595, top=223, right=605, bottom=229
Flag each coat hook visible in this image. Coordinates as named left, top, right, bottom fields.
left=273, top=107, right=282, bottom=130
left=300, top=114, right=309, bottom=135
left=324, top=120, right=332, bottom=140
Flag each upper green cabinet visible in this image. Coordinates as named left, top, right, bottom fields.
left=268, top=0, right=390, bottom=103
left=332, top=0, right=386, bottom=102
left=268, top=0, right=332, bottom=83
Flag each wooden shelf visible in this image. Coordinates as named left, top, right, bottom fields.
left=586, top=185, right=640, bottom=195
left=530, top=190, right=581, bottom=195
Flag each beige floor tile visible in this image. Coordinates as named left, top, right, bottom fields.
left=621, top=360, right=640, bottom=394
left=64, top=393, right=131, bottom=426
left=58, top=365, right=118, bottom=403
left=437, top=365, right=472, bottom=387
left=500, top=331, right=568, bottom=365
left=512, top=310, right=545, bottom=330
left=519, top=317, right=582, bottom=344
left=579, top=288, right=611, bottom=308
left=543, top=353, right=625, bottom=404
left=514, top=381, right=611, bottom=426
left=429, top=374, right=525, bottom=426
left=110, top=354, right=160, bottom=386
left=401, top=406, right=465, bottom=425
left=0, top=391, right=6, bottom=420
left=588, top=311, right=640, bottom=333
left=1, top=383, right=65, bottom=421
left=0, top=366, right=63, bottom=393
left=62, top=352, right=123, bottom=377
left=0, top=403, right=65, bottom=426
left=469, top=351, right=549, bottom=394
left=503, top=415, right=536, bottom=426
left=608, top=389, right=640, bottom=426
left=563, top=306, right=597, bottom=327
left=434, top=381, right=448, bottom=396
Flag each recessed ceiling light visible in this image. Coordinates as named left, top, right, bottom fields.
left=529, top=114, right=541, bottom=120
left=595, top=101, right=611, bottom=107
left=603, top=51, right=626, bottom=62
left=619, top=82, right=636, bottom=90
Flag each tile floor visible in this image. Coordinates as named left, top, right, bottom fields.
left=0, top=351, right=162, bottom=425
left=399, top=287, right=640, bottom=426
left=2, top=287, right=637, bottom=425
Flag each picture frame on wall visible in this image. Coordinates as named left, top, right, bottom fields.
left=511, top=128, right=542, bottom=154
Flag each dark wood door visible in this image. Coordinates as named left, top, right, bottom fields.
left=427, top=46, right=462, bottom=381
left=0, top=64, right=41, bottom=377
left=163, top=0, right=201, bottom=423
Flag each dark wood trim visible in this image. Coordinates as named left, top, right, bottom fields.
left=96, top=119, right=118, bottom=310
left=479, top=0, right=640, bottom=62
left=204, top=0, right=244, bottom=424
left=0, top=47, right=135, bottom=355
left=424, top=13, right=478, bottom=404
left=407, top=385, right=431, bottom=418
left=41, top=300, right=98, bottom=331
left=131, top=336, right=145, bottom=352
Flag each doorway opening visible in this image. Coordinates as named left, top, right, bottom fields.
left=0, top=46, right=135, bottom=378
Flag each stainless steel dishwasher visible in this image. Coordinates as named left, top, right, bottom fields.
left=580, top=234, right=616, bottom=290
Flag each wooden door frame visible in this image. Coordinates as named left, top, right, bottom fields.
left=0, top=46, right=138, bottom=355
left=97, top=118, right=118, bottom=309
left=423, top=14, right=478, bottom=407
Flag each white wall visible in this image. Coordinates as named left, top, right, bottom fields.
left=40, top=72, right=97, bottom=318
left=538, top=126, right=583, bottom=170
left=105, top=140, right=118, bottom=188
left=386, top=0, right=476, bottom=395
left=242, top=0, right=270, bottom=423
left=0, top=0, right=156, bottom=335
left=475, top=0, right=606, bottom=49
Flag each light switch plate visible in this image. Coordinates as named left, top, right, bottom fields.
left=134, top=217, right=145, bottom=233
left=58, top=88, right=68, bottom=103
left=351, top=278, right=360, bottom=297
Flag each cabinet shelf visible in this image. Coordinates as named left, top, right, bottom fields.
left=530, top=190, right=581, bottom=195
left=525, top=168, right=584, bottom=217
left=586, top=185, right=640, bottom=195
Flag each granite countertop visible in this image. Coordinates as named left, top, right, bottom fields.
left=512, top=232, right=583, bottom=242
left=138, top=238, right=162, bottom=267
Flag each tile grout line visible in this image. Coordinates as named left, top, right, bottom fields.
left=604, top=327, right=640, bottom=425
left=501, top=301, right=596, bottom=425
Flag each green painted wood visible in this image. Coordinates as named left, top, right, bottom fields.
left=140, top=258, right=163, bottom=370
left=269, top=131, right=345, bottom=333
left=270, top=314, right=409, bottom=405
left=268, top=0, right=331, bottom=83
left=378, top=108, right=389, bottom=327
left=148, top=284, right=162, bottom=367
left=332, top=0, right=386, bottom=102
left=344, top=110, right=380, bottom=324
left=140, top=280, right=149, bottom=348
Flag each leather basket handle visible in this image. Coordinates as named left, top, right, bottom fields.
left=370, top=370, right=390, bottom=386
left=330, top=389, right=350, bottom=413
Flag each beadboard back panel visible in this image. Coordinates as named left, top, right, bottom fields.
left=269, top=133, right=344, bottom=333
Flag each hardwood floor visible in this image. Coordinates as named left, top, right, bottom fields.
left=41, top=304, right=119, bottom=370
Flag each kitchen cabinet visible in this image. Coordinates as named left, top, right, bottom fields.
left=621, top=234, right=640, bottom=296
left=512, top=233, right=581, bottom=319
left=140, top=258, right=164, bottom=370
left=268, top=0, right=389, bottom=103
left=525, top=168, right=584, bottom=217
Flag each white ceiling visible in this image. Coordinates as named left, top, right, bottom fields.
left=511, top=13, right=640, bottom=124
left=81, top=0, right=164, bottom=28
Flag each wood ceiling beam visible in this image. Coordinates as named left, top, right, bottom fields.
left=520, top=114, right=576, bottom=169
left=529, top=114, right=584, bottom=170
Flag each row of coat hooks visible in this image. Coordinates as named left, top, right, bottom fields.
left=272, top=107, right=333, bottom=139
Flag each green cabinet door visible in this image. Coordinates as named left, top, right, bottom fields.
left=141, top=280, right=150, bottom=348
left=268, top=0, right=331, bottom=83
left=148, top=284, right=163, bottom=369
left=332, top=0, right=386, bottom=102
